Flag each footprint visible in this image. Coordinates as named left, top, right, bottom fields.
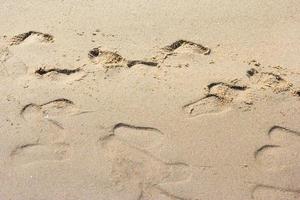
left=162, top=40, right=211, bottom=55
left=183, top=94, right=228, bottom=117
left=10, top=142, right=70, bottom=166
left=88, top=47, right=125, bottom=67
left=106, top=141, right=191, bottom=199
left=35, top=66, right=87, bottom=82
left=154, top=40, right=211, bottom=67
left=246, top=63, right=293, bottom=94
left=183, top=82, right=248, bottom=117
left=20, top=98, right=81, bottom=129
left=104, top=123, right=164, bottom=149
left=252, top=185, right=300, bottom=200
left=10, top=31, right=54, bottom=46
left=257, top=72, right=292, bottom=93
left=100, top=123, right=192, bottom=199
left=88, top=41, right=209, bottom=69
left=88, top=47, right=158, bottom=68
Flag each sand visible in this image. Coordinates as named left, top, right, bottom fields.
left=0, top=0, right=300, bottom=199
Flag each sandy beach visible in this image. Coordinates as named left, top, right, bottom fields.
left=0, top=0, right=300, bottom=199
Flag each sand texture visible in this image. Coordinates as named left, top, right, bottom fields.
left=0, top=0, right=300, bottom=199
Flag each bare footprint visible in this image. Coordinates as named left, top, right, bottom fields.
left=10, top=142, right=70, bottom=166
left=252, top=185, right=300, bottom=200
left=183, top=82, right=248, bottom=117
left=183, top=94, right=228, bottom=117
left=153, top=40, right=211, bottom=66
left=257, top=72, right=292, bottom=93
left=20, top=98, right=81, bottom=129
left=88, top=47, right=158, bottom=69
left=246, top=63, right=293, bottom=94
left=21, top=98, right=75, bottom=117
left=102, top=123, right=164, bottom=149
left=10, top=31, right=54, bottom=46
left=100, top=124, right=191, bottom=199
left=162, top=40, right=211, bottom=55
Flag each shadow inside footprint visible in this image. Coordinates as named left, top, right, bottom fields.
left=110, top=123, right=164, bottom=149
left=162, top=40, right=211, bottom=55
left=10, top=31, right=54, bottom=46
left=35, top=66, right=86, bottom=82
left=36, top=67, right=81, bottom=76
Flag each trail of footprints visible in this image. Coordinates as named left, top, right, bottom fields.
left=15, top=95, right=192, bottom=199
left=253, top=126, right=300, bottom=199
left=13, top=105, right=300, bottom=199
left=4, top=31, right=300, bottom=199
left=2, top=31, right=212, bottom=81
left=1, top=31, right=85, bottom=80
left=14, top=109, right=192, bottom=199
left=88, top=39, right=211, bottom=69
left=5, top=33, right=201, bottom=198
